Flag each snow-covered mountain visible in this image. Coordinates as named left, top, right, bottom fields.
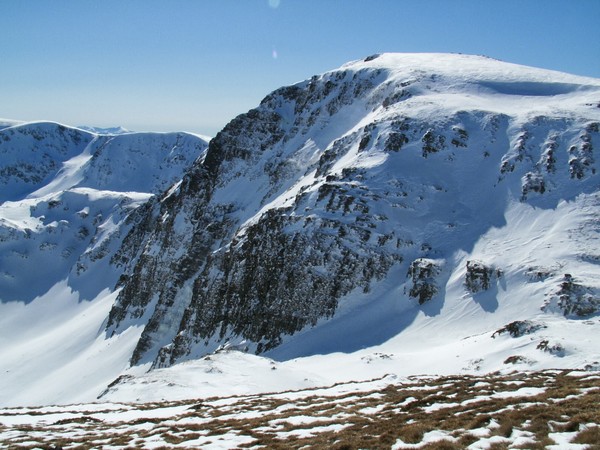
left=1, top=53, right=599, bottom=407
left=0, top=122, right=208, bottom=406
left=0, top=121, right=208, bottom=302
left=107, top=53, right=600, bottom=367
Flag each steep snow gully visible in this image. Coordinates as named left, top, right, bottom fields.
left=1, top=53, right=600, bottom=406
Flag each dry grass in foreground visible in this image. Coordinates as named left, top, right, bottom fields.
left=0, top=369, right=599, bottom=449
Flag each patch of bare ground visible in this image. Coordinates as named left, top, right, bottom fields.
left=0, top=370, right=598, bottom=449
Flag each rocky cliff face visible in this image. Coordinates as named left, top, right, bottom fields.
left=105, top=53, right=600, bottom=367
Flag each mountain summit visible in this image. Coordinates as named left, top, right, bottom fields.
left=107, top=53, right=600, bottom=367
left=1, top=53, right=599, bottom=406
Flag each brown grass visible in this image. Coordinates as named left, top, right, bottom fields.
left=397, top=422, right=428, bottom=443
left=1, top=370, right=599, bottom=450
left=573, top=425, right=600, bottom=447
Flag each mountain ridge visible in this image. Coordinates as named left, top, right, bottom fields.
left=1, top=53, right=599, bottom=406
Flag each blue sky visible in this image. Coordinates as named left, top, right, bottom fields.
left=2, top=0, right=599, bottom=135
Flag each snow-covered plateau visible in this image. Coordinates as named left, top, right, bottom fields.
left=1, top=53, right=600, bottom=423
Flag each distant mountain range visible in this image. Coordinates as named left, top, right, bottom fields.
left=1, top=53, right=599, bottom=407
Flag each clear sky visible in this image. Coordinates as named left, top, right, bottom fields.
left=2, top=0, right=599, bottom=136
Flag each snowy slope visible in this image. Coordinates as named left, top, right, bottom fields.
left=1, top=53, right=600, bottom=407
left=0, top=122, right=208, bottom=406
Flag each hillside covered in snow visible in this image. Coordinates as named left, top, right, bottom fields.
left=0, top=122, right=208, bottom=406
left=1, top=53, right=599, bottom=407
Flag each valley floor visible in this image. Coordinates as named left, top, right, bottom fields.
left=1, top=369, right=598, bottom=449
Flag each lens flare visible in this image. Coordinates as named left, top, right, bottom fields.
left=272, top=48, right=278, bottom=59
left=268, top=0, right=280, bottom=8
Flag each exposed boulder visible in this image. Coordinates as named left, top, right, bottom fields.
left=542, top=274, right=600, bottom=318
left=406, top=258, right=443, bottom=304
left=465, top=260, right=501, bottom=293
left=492, top=320, right=546, bottom=338
left=536, top=340, right=566, bottom=357
left=503, top=355, right=535, bottom=365
left=521, top=171, right=545, bottom=200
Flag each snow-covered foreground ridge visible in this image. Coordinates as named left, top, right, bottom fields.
left=1, top=368, right=599, bottom=449
left=1, top=53, right=600, bottom=407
